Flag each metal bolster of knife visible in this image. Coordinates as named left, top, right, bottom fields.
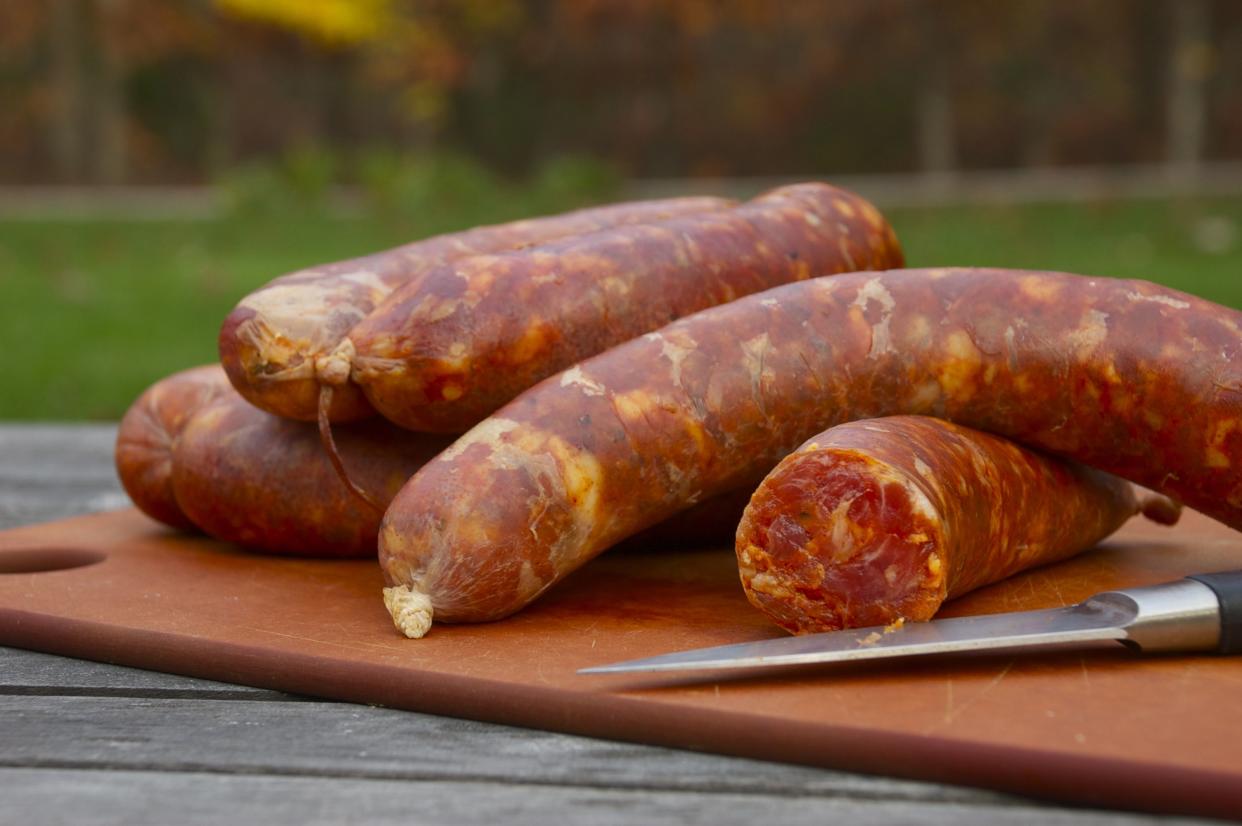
left=1094, top=574, right=1240, bottom=654
left=1186, top=571, right=1242, bottom=654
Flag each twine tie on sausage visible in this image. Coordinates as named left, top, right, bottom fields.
left=316, top=338, right=355, bottom=387
left=316, top=383, right=386, bottom=515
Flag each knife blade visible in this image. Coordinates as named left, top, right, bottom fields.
left=579, top=570, right=1242, bottom=675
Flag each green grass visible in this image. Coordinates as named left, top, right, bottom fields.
left=1, top=214, right=421, bottom=420
left=888, top=197, right=1242, bottom=306
left=1, top=195, right=1239, bottom=420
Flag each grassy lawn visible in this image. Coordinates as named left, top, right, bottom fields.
left=890, top=197, right=1242, bottom=307
left=1, top=194, right=1239, bottom=420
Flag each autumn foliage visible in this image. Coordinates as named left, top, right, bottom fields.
left=2, top=0, right=1239, bottom=184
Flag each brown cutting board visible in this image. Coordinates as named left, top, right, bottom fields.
left=1, top=507, right=1240, bottom=818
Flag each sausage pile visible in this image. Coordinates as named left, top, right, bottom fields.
left=115, top=184, right=1241, bottom=640
left=123, top=183, right=898, bottom=557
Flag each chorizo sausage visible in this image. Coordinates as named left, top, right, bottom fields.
left=114, top=365, right=234, bottom=530
left=165, top=389, right=730, bottom=557
left=346, top=182, right=904, bottom=432
left=219, top=196, right=735, bottom=424
left=172, top=395, right=454, bottom=557
left=736, top=415, right=1179, bottom=634
left=116, top=364, right=733, bottom=556
left=378, top=267, right=1242, bottom=637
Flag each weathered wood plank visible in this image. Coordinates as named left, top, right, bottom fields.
left=0, top=424, right=118, bottom=480
left=0, top=694, right=997, bottom=803
left=0, top=768, right=1210, bottom=826
left=0, top=647, right=288, bottom=699
left=0, top=424, right=126, bottom=530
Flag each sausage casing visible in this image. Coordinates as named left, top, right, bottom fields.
left=172, top=395, right=453, bottom=557
left=114, top=365, right=234, bottom=530
left=219, top=196, right=734, bottom=423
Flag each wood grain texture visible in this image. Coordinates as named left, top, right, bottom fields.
left=0, top=647, right=287, bottom=698
left=0, top=694, right=998, bottom=800
left=0, top=424, right=126, bottom=530
left=1, top=769, right=1205, bottom=826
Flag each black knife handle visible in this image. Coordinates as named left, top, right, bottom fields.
left=1187, top=570, right=1242, bottom=655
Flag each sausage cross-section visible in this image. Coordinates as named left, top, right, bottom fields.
left=736, top=415, right=1178, bottom=634
left=379, top=267, right=1242, bottom=637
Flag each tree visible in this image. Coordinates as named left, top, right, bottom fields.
left=1167, top=0, right=1211, bottom=178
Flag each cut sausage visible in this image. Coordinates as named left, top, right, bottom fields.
left=378, top=267, right=1242, bottom=637
left=114, top=365, right=234, bottom=530
left=348, top=182, right=904, bottom=432
left=736, top=415, right=1178, bottom=634
left=172, top=395, right=454, bottom=556
left=219, top=196, right=735, bottom=423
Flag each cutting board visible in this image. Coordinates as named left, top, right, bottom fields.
left=1, top=507, right=1240, bottom=819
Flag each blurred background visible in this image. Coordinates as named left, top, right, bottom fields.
left=2, top=0, right=1240, bottom=419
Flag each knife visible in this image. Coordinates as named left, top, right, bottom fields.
left=579, top=571, right=1242, bottom=675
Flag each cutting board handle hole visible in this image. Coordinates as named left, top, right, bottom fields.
left=0, top=547, right=107, bottom=574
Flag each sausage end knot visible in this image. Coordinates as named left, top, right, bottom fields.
left=316, top=338, right=356, bottom=386
left=383, top=585, right=434, bottom=639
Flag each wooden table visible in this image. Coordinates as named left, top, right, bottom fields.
left=0, top=424, right=1213, bottom=825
